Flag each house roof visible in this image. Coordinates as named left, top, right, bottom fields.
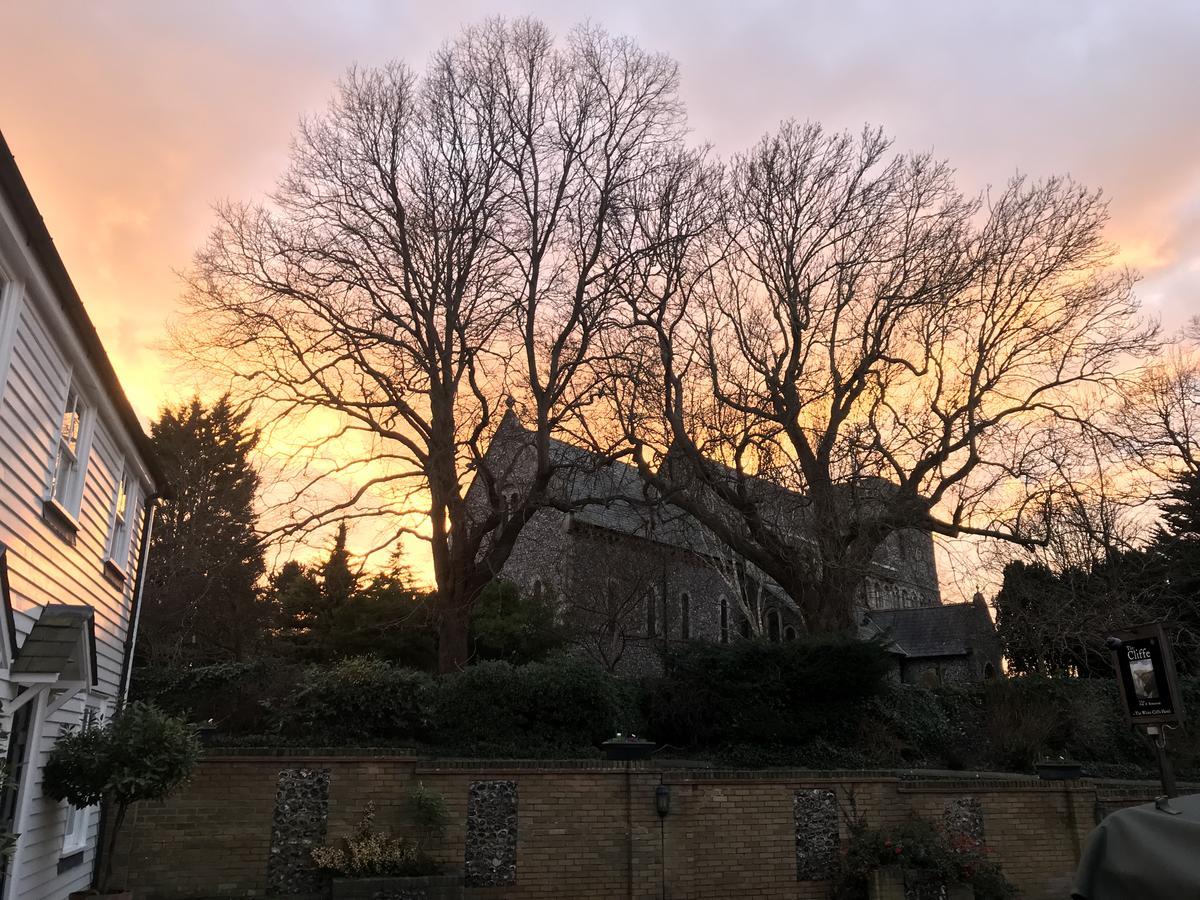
left=0, top=130, right=167, bottom=492
left=863, top=602, right=992, bottom=659
left=10, top=604, right=99, bottom=685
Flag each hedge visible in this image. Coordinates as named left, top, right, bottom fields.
left=131, top=647, right=1200, bottom=778
left=641, top=637, right=894, bottom=748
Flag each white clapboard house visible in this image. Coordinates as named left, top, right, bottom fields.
left=0, top=131, right=165, bottom=898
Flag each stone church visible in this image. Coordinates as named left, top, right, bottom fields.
left=480, top=413, right=999, bottom=682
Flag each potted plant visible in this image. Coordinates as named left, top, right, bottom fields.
left=831, top=817, right=1016, bottom=900
left=42, top=701, right=201, bottom=899
left=313, top=785, right=462, bottom=899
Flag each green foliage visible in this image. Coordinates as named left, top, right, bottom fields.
left=312, top=801, right=441, bottom=877
left=272, top=656, right=433, bottom=741
left=830, top=816, right=1016, bottom=900
left=131, top=658, right=300, bottom=733
left=140, top=395, right=267, bottom=665
left=270, top=547, right=438, bottom=669
left=471, top=579, right=567, bottom=665
left=42, top=702, right=201, bottom=810
left=409, top=782, right=449, bottom=843
left=431, top=657, right=624, bottom=754
left=642, top=637, right=893, bottom=748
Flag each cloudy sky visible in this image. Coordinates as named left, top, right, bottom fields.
left=3, top=1, right=1198, bottom=588
left=4, top=0, right=1198, bottom=417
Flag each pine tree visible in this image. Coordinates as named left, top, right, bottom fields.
left=138, top=395, right=265, bottom=664
left=321, top=522, right=358, bottom=608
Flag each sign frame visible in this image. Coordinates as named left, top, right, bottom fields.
left=1110, top=622, right=1186, bottom=726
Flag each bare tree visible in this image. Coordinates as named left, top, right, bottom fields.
left=182, top=19, right=688, bottom=671
left=1121, top=339, right=1200, bottom=481
left=615, top=123, right=1157, bottom=633
left=569, top=570, right=659, bottom=673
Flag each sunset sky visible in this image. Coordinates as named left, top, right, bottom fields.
left=3, top=1, right=1198, bottom=589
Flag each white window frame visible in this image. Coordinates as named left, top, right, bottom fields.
left=60, top=698, right=105, bottom=857
left=46, top=379, right=94, bottom=519
left=0, top=277, right=23, bottom=404
left=105, top=463, right=138, bottom=571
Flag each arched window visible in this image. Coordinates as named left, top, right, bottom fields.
left=739, top=616, right=751, bottom=639
left=532, top=578, right=545, bottom=603
left=984, top=662, right=997, bottom=680
left=680, top=593, right=691, bottom=640
left=767, top=609, right=781, bottom=643
left=719, top=596, right=729, bottom=644
left=783, top=625, right=797, bottom=641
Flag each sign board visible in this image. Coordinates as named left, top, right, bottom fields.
left=1111, top=623, right=1186, bottom=726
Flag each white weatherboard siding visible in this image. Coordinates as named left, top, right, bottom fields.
left=0, top=176, right=155, bottom=898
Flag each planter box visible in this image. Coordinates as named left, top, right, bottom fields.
left=868, top=867, right=973, bottom=900
left=331, top=875, right=464, bottom=900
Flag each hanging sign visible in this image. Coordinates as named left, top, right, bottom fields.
left=1110, top=623, right=1186, bottom=726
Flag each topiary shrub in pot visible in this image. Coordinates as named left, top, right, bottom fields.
left=42, top=701, right=201, bottom=898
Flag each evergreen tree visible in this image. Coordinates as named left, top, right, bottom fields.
left=139, top=396, right=265, bottom=664
left=320, top=522, right=358, bottom=608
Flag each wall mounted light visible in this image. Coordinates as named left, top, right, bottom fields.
left=655, top=784, right=671, bottom=818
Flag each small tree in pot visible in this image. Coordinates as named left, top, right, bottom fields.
left=42, top=701, right=201, bottom=897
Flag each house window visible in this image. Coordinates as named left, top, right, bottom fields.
left=719, top=596, right=728, bottom=644
left=48, top=384, right=90, bottom=516
left=680, top=593, right=690, bottom=639
left=107, top=469, right=137, bottom=569
left=61, top=702, right=103, bottom=856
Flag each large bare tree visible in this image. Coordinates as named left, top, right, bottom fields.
left=182, top=19, right=688, bottom=671
left=615, top=123, right=1157, bottom=633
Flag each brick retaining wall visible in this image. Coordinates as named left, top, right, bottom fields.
left=111, top=754, right=1172, bottom=899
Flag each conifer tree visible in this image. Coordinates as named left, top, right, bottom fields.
left=139, top=395, right=265, bottom=664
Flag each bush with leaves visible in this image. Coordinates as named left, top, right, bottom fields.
left=132, top=657, right=301, bottom=734
left=42, top=702, right=201, bottom=892
left=313, top=790, right=445, bottom=878
left=642, top=636, right=893, bottom=749
left=431, top=657, right=625, bottom=754
left=830, top=816, right=1016, bottom=900
left=471, top=579, right=566, bottom=665
left=272, top=655, right=433, bottom=741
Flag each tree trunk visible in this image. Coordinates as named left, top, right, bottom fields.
left=436, top=595, right=473, bottom=674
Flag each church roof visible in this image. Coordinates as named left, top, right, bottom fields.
left=545, top=438, right=713, bottom=550
left=863, top=602, right=992, bottom=659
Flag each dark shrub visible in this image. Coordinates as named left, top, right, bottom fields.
left=830, top=816, right=1016, bottom=900
left=273, top=655, right=433, bottom=741
left=431, top=657, right=623, bottom=754
left=132, top=658, right=301, bottom=733
left=471, top=579, right=567, bottom=665
left=643, top=637, right=893, bottom=748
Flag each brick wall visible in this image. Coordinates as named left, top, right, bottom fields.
left=112, top=754, right=1169, bottom=900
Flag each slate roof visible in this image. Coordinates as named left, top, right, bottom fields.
left=863, top=603, right=991, bottom=659
left=11, top=604, right=98, bottom=683
left=545, top=438, right=714, bottom=550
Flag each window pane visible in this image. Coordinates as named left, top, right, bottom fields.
left=61, top=388, right=80, bottom=452
left=52, top=446, right=75, bottom=504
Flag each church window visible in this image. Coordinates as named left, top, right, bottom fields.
left=767, top=609, right=781, bottom=643
left=783, top=625, right=797, bottom=641
left=719, top=597, right=729, bottom=644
